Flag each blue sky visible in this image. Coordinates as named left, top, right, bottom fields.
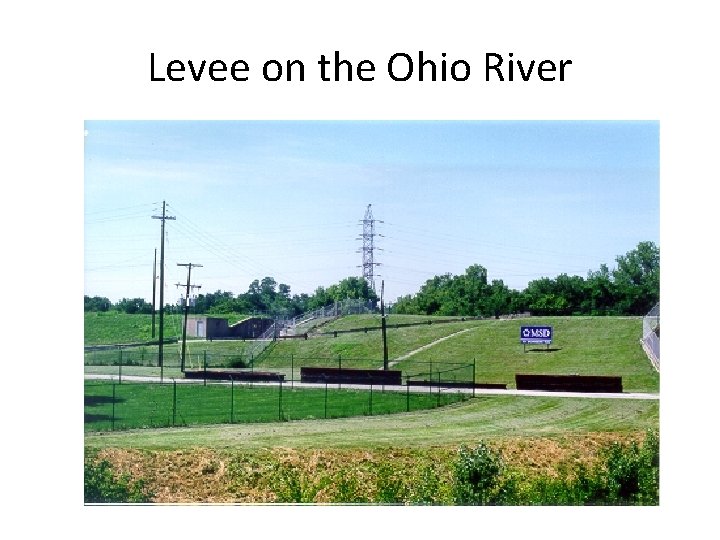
left=84, top=121, right=659, bottom=304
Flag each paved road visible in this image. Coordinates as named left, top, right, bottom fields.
left=84, top=374, right=659, bottom=401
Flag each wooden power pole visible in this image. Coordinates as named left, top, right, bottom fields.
left=176, top=263, right=202, bottom=373
left=152, top=201, right=175, bottom=381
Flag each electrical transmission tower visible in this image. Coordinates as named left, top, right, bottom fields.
left=357, top=203, right=382, bottom=292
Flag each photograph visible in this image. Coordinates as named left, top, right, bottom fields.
left=84, top=120, right=660, bottom=505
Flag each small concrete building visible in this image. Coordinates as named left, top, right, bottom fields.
left=185, top=317, right=274, bottom=340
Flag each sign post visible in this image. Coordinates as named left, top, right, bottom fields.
left=520, top=325, right=553, bottom=352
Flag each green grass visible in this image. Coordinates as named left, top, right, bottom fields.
left=260, top=315, right=658, bottom=392
left=84, top=340, right=256, bottom=369
left=84, top=311, right=184, bottom=345
left=394, top=316, right=658, bottom=392
left=85, top=314, right=659, bottom=393
left=261, top=317, right=485, bottom=368
left=84, top=311, right=249, bottom=346
left=84, top=380, right=466, bottom=432
left=84, top=392, right=659, bottom=450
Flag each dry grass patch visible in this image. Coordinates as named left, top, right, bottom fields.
left=91, top=431, right=648, bottom=503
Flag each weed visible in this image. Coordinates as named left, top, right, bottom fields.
left=408, top=463, right=445, bottom=504
left=374, top=462, right=409, bottom=504
left=331, top=469, right=370, bottom=504
left=84, top=458, right=153, bottom=503
left=266, top=463, right=330, bottom=503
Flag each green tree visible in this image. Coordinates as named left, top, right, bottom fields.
left=584, top=264, right=617, bottom=314
left=115, top=297, right=153, bottom=314
left=84, top=295, right=112, bottom=312
left=612, top=241, right=660, bottom=315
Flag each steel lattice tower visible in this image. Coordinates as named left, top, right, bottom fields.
left=357, top=204, right=382, bottom=291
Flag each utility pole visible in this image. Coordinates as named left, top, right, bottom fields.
left=176, top=263, right=202, bottom=373
left=152, top=201, right=175, bottom=381
left=381, top=280, right=388, bottom=370
left=357, top=204, right=382, bottom=292
left=151, top=248, right=157, bottom=339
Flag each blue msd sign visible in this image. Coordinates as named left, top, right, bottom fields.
left=520, top=325, right=553, bottom=345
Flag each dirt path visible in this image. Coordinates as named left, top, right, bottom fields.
left=388, top=328, right=474, bottom=367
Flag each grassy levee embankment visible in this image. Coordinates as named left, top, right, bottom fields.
left=85, top=313, right=659, bottom=393
left=258, top=315, right=658, bottom=393
left=84, top=311, right=248, bottom=346
left=84, top=393, right=658, bottom=451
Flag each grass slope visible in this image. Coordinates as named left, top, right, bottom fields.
left=84, top=393, right=659, bottom=451
left=261, top=315, right=658, bottom=392
left=85, top=314, right=659, bottom=392
left=84, top=312, right=247, bottom=346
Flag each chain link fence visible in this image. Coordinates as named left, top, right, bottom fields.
left=85, top=348, right=475, bottom=386
left=641, top=303, right=659, bottom=371
left=84, top=378, right=470, bottom=432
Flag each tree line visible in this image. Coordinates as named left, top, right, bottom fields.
left=84, top=275, right=378, bottom=318
left=392, top=241, right=659, bottom=317
left=85, top=241, right=658, bottom=318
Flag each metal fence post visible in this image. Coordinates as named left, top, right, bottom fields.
left=324, top=381, right=328, bottom=419
left=406, top=379, right=410, bottom=412
left=473, top=358, right=476, bottom=398
left=278, top=380, right=283, bottom=421
left=172, top=380, right=177, bottom=427
left=111, top=383, right=116, bottom=431
left=436, top=372, right=440, bottom=407
left=230, top=378, right=234, bottom=424
left=369, top=384, right=373, bottom=416
left=118, top=358, right=122, bottom=385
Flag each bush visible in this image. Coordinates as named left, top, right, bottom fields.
left=452, top=442, right=504, bottom=505
left=506, top=430, right=659, bottom=505
left=227, top=357, right=249, bottom=368
left=84, top=459, right=152, bottom=503
left=449, top=432, right=659, bottom=506
left=603, top=430, right=659, bottom=504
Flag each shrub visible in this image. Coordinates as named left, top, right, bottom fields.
left=84, top=459, right=152, bottom=503
left=506, top=430, right=659, bottom=505
left=452, top=442, right=504, bottom=505
left=602, top=430, right=659, bottom=504
left=227, top=357, right=249, bottom=368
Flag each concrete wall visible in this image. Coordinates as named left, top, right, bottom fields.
left=185, top=317, right=273, bottom=339
left=227, top=317, right=274, bottom=339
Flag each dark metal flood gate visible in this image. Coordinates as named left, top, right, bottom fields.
left=300, top=367, right=402, bottom=386
left=515, top=374, right=623, bottom=393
